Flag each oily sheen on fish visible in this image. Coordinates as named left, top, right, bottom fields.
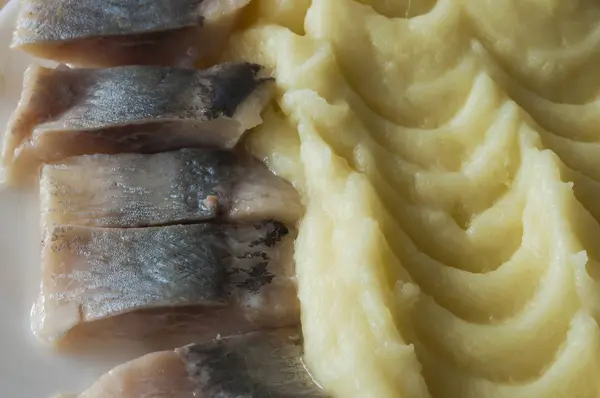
left=40, top=149, right=303, bottom=228
left=12, top=0, right=250, bottom=67
left=33, top=221, right=299, bottom=346
left=57, top=328, right=327, bottom=398
left=2, top=62, right=273, bottom=186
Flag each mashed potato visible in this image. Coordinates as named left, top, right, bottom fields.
left=223, top=1, right=600, bottom=397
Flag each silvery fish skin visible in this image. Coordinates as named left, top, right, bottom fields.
left=12, top=0, right=251, bottom=67
left=40, top=148, right=303, bottom=228
left=33, top=221, right=299, bottom=346
left=2, top=62, right=273, bottom=186
left=58, top=328, right=327, bottom=398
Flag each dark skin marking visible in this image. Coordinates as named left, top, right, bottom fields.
left=235, top=251, right=269, bottom=260
left=250, top=220, right=289, bottom=248
left=236, top=262, right=276, bottom=293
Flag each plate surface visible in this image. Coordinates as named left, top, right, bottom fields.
left=0, top=2, right=152, bottom=396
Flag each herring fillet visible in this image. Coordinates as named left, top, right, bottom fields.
left=12, top=0, right=251, bottom=67
left=40, top=149, right=303, bottom=228
left=2, top=62, right=274, bottom=185
left=58, top=328, right=327, bottom=398
left=34, top=221, right=299, bottom=345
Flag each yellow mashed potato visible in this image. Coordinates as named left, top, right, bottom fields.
left=224, top=1, right=600, bottom=397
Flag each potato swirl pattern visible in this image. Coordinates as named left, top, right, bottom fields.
left=224, top=0, right=600, bottom=397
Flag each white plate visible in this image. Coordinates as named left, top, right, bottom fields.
left=0, top=2, right=156, bottom=396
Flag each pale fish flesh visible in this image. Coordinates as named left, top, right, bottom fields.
left=33, top=221, right=299, bottom=347
left=56, top=328, right=327, bottom=398
left=2, top=62, right=273, bottom=185
left=12, top=0, right=251, bottom=67
left=40, top=148, right=303, bottom=228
